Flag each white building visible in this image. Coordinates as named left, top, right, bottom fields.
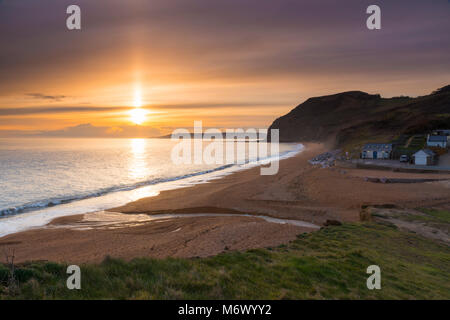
left=427, top=135, right=448, bottom=148
left=432, top=129, right=450, bottom=136
left=413, top=149, right=436, bottom=166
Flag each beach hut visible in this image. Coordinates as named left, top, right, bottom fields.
left=361, top=143, right=393, bottom=159
left=413, top=149, right=435, bottom=166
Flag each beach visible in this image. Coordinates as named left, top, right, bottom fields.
left=1, top=143, right=449, bottom=264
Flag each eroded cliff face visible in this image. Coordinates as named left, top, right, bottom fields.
left=268, top=86, right=450, bottom=147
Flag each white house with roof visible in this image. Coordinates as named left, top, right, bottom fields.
left=361, top=143, right=393, bottom=159
left=427, top=135, right=448, bottom=148
left=432, top=129, right=450, bottom=136
left=413, top=149, right=436, bottom=166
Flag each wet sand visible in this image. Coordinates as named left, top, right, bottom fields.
left=0, top=214, right=313, bottom=263
left=1, top=143, right=449, bottom=264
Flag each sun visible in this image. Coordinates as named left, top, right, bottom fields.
left=129, top=85, right=147, bottom=125
left=129, top=108, right=147, bottom=125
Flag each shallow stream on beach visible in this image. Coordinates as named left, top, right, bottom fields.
left=50, top=210, right=320, bottom=231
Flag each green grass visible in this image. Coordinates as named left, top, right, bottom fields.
left=390, top=134, right=426, bottom=159
left=1, top=223, right=449, bottom=300
left=414, top=208, right=450, bottom=224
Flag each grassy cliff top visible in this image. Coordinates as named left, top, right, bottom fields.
left=1, top=221, right=449, bottom=299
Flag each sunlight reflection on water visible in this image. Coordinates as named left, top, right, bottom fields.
left=129, top=138, right=148, bottom=180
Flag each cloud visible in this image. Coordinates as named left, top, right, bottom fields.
left=37, top=123, right=161, bottom=138
left=0, top=129, right=41, bottom=138
left=0, top=106, right=128, bottom=116
left=26, top=93, right=67, bottom=101
left=152, top=102, right=283, bottom=110
left=0, top=102, right=281, bottom=117
left=1, top=0, right=449, bottom=97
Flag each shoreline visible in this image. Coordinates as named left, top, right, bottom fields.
left=1, top=142, right=449, bottom=264
left=0, top=142, right=304, bottom=237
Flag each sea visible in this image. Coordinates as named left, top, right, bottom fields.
left=0, top=138, right=303, bottom=236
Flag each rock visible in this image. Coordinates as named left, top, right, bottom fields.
left=324, top=219, right=343, bottom=226
left=309, top=150, right=341, bottom=168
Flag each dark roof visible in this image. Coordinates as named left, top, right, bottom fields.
left=362, top=143, right=393, bottom=152
left=428, top=135, right=447, bottom=142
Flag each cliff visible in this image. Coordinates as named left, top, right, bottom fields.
left=268, top=85, right=450, bottom=147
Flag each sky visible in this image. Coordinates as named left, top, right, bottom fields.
left=0, top=0, right=449, bottom=138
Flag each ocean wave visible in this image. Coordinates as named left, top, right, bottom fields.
left=0, top=164, right=234, bottom=217
left=0, top=143, right=303, bottom=218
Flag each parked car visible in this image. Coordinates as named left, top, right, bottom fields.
left=399, top=155, right=410, bottom=163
